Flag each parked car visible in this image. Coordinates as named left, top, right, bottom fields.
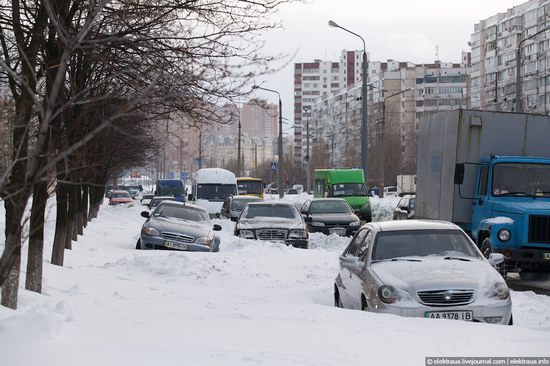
left=137, top=201, right=222, bottom=251
left=334, top=220, right=512, bottom=325
left=300, top=198, right=360, bottom=236
left=393, top=195, right=416, bottom=220
left=220, top=195, right=262, bottom=220
left=148, top=196, right=177, bottom=210
left=109, top=190, right=133, bottom=205
left=383, top=186, right=398, bottom=198
left=140, top=193, right=155, bottom=206
left=285, top=188, right=299, bottom=195
left=234, top=201, right=310, bottom=249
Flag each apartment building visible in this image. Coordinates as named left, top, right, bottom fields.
left=471, top=0, right=550, bottom=113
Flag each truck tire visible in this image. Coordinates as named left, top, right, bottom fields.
left=480, top=237, right=507, bottom=279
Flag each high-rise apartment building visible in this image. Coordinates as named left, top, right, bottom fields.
left=471, top=0, right=550, bottom=113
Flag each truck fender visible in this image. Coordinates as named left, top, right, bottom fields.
left=477, top=218, right=516, bottom=249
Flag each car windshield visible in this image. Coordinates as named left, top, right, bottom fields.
left=156, top=205, right=209, bottom=223
left=112, top=192, right=130, bottom=198
left=232, top=198, right=259, bottom=210
left=150, top=198, right=175, bottom=207
left=310, top=200, right=351, bottom=214
left=492, top=162, right=550, bottom=197
left=331, top=183, right=367, bottom=197
left=197, top=184, right=237, bottom=200
left=243, top=205, right=298, bottom=219
left=371, top=230, right=480, bottom=261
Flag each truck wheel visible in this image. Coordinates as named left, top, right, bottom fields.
left=480, top=238, right=507, bottom=279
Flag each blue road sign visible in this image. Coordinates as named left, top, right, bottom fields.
left=180, top=171, right=189, bottom=180
left=271, top=162, right=278, bottom=171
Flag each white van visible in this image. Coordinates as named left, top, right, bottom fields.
left=188, top=168, right=237, bottom=218
left=383, top=186, right=398, bottom=198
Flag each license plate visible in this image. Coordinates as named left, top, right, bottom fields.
left=543, top=253, right=550, bottom=260
left=425, top=311, right=473, bottom=321
left=164, top=241, right=189, bottom=250
left=329, top=227, right=347, bottom=236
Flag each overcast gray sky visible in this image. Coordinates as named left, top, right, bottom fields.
left=248, top=0, right=526, bottom=127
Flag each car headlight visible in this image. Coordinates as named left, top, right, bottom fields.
left=377, top=285, right=400, bottom=304
left=239, top=229, right=255, bottom=239
left=349, top=221, right=360, bottom=227
left=488, top=282, right=509, bottom=300
left=289, top=229, right=307, bottom=239
left=498, top=229, right=511, bottom=242
left=142, top=227, right=160, bottom=236
left=311, top=222, right=325, bottom=227
left=195, top=236, right=214, bottom=246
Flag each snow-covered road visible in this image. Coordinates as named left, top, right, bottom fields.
left=1, top=198, right=549, bottom=366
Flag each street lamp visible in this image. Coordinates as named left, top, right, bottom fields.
left=329, top=20, right=369, bottom=186
left=515, top=25, right=550, bottom=113
left=379, top=88, right=414, bottom=194
left=303, top=106, right=311, bottom=193
left=252, top=85, right=284, bottom=198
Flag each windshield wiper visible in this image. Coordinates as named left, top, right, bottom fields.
left=444, top=256, right=471, bottom=262
left=499, top=192, right=536, bottom=198
left=372, top=257, right=422, bottom=263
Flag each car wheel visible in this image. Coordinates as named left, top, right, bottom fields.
left=508, top=313, right=513, bottom=326
left=480, top=237, right=507, bottom=279
left=135, top=239, right=142, bottom=250
left=334, top=286, right=343, bottom=308
left=361, top=296, right=369, bottom=312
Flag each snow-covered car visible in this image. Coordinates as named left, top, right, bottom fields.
left=392, top=195, right=416, bottom=220
left=147, top=196, right=177, bottom=210
left=140, top=192, right=155, bottom=206
left=234, top=201, right=310, bottom=249
left=300, top=198, right=360, bottom=236
left=334, top=220, right=513, bottom=325
left=109, top=190, right=133, bottom=205
left=137, top=201, right=222, bottom=252
left=220, top=195, right=262, bottom=220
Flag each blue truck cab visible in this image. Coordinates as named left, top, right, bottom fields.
left=456, top=155, right=550, bottom=278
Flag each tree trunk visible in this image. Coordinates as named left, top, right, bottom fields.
left=51, top=181, right=68, bottom=266
left=0, top=198, right=24, bottom=309
left=81, top=184, right=88, bottom=228
left=26, top=179, right=48, bottom=293
left=76, top=183, right=83, bottom=235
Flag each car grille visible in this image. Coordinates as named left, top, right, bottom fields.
left=162, top=232, right=194, bottom=243
left=529, top=215, right=550, bottom=243
left=256, top=229, right=287, bottom=240
left=417, top=290, right=474, bottom=306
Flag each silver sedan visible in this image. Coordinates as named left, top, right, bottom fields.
left=334, top=220, right=512, bottom=325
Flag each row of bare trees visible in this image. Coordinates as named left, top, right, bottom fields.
left=0, top=0, right=298, bottom=309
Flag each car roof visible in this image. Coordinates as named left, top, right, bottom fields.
left=112, top=190, right=130, bottom=194
left=246, top=201, right=294, bottom=207
left=152, top=196, right=176, bottom=200
left=309, top=198, right=347, bottom=202
left=233, top=196, right=262, bottom=201
left=157, top=200, right=208, bottom=213
left=367, top=219, right=460, bottom=232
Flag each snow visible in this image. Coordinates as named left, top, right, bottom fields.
left=485, top=216, right=515, bottom=225
left=195, top=168, right=237, bottom=184
left=1, top=197, right=549, bottom=366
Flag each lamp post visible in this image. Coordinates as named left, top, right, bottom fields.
left=329, top=20, right=369, bottom=186
left=303, top=106, right=311, bottom=193
left=515, top=25, right=550, bottom=113
left=252, top=85, right=284, bottom=198
left=379, top=88, right=414, bottom=195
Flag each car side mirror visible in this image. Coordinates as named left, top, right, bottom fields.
left=213, top=224, right=222, bottom=231
left=339, top=255, right=365, bottom=272
left=304, top=216, right=313, bottom=223
left=487, top=253, right=504, bottom=267
left=230, top=217, right=238, bottom=222
left=454, top=163, right=465, bottom=185
left=141, top=211, right=150, bottom=218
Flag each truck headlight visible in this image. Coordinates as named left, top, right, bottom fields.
left=498, top=229, right=511, bottom=242
left=239, top=229, right=255, bottom=239
left=142, top=227, right=160, bottom=236
left=311, top=222, right=325, bottom=227
left=289, top=229, right=307, bottom=239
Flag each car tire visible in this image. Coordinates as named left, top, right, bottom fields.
left=361, top=296, right=369, bottom=312
left=135, top=239, right=142, bottom=250
left=334, top=287, right=343, bottom=308
left=508, top=313, right=513, bottom=326
left=480, top=237, right=507, bottom=279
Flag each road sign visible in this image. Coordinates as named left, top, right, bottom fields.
left=271, top=162, right=278, bottom=171
left=180, top=171, right=189, bottom=180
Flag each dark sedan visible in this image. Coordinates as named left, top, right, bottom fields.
left=300, top=198, right=361, bottom=236
left=137, top=201, right=222, bottom=252
left=234, top=201, right=310, bottom=249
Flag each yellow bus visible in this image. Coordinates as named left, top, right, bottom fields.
left=237, top=177, right=264, bottom=198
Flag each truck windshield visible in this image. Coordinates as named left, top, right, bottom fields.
left=197, top=184, right=237, bottom=200
left=331, top=183, right=367, bottom=197
left=492, top=163, right=550, bottom=197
